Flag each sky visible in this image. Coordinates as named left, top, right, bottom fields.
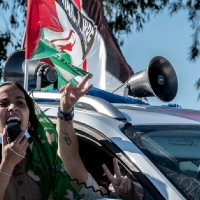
left=121, top=10, right=200, bottom=110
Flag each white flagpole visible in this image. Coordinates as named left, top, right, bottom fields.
left=23, top=59, right=29, bottom=91
left=21, top=27, right=29, bottom=91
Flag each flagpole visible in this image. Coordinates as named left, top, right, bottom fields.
left=21, top=24, right=29, bottom=91
left=21, top=26, right=26, bottom=49
left=24, top=59, right=29, bottom=91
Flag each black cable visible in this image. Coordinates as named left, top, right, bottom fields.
left=24, top=155, right=109, bottom=197
left=111, top=83, right=125, bottom=93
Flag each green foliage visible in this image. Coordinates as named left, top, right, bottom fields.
left=0, top=0, right=26, bottom=68
left=103, top=0, right=167, bottom=45
left=0, top=32, right=11, bottom=61
left=195, top=78, right=200, bottom=100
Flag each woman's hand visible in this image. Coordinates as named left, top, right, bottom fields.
left=1, top=129, right=28, bottom=171
left=59, top=74, right=93, bottom=112
left=102, top=158, right=136, bottom=200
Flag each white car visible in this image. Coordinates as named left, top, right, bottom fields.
left=32, top=88, right=200, bottom=200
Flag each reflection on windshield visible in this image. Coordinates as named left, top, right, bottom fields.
left=123, top=125, right=200, bottom=200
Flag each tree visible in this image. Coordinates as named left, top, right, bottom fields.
left=0, top=0, right=26, bottom=71
left=0, top=0, right=200, bottom=81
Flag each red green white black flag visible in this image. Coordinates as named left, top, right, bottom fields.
left=25, top=0, right=106, bottom=87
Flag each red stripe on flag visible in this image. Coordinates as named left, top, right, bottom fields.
left=40, top=58, right=54, bottom=67
left=25, top=0, right=63, bottom=59
left=25, top=0, right=39, bottom=59
left=82, top=59, right=87, bottom=71
left=73, top=0, right=82, bottom=10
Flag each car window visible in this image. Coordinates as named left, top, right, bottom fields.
left=123, top=125, right=200, bottom=200
left=75, top=128, right=145, bottom=199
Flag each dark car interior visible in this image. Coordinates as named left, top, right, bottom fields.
left=75, top=127, right=146, bottom=199
left=78, top=132, right=115, bottom=180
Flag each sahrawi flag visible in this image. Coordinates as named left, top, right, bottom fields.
left=25, top=0, right=106, bottom=88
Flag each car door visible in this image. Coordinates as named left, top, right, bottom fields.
left=74, top=121, right=166, bottom=200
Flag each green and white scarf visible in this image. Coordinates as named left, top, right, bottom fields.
left=27, top=103, right=81, bottom=200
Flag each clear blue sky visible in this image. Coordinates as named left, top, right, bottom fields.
left=121, top=10, right=200, bottom=110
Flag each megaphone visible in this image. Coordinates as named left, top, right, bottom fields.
left=123, top=56, right=178, bottom=102
left=3, top=49, right=58, bottom=90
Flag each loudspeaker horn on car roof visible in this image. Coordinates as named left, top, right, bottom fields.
left=3, top=49, right=58, bottom=91
left=123, top=56, right=178, bottom=102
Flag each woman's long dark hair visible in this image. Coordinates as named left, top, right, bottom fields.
left=0, top=81, right=38, bottom=133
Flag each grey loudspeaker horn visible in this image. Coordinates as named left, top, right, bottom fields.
left=3, top=50, right=58, bottom=90
left=123, top=56, right=178, bottom=102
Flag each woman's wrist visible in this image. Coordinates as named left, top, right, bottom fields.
left=0, top=162, right=14, bottom=175
left=59, top=105, right=73, bottom=113
left=57, top=106, right=74, bottom=121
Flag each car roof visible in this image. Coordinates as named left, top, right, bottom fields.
left=115, top=104, right=200, bottom=125
left=33, top=90, right=200, bottom=126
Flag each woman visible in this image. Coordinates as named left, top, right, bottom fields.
left=0, top=81, right=80, bottom=200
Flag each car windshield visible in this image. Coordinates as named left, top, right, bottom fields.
left=122, top=124, right=200, bottom=200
